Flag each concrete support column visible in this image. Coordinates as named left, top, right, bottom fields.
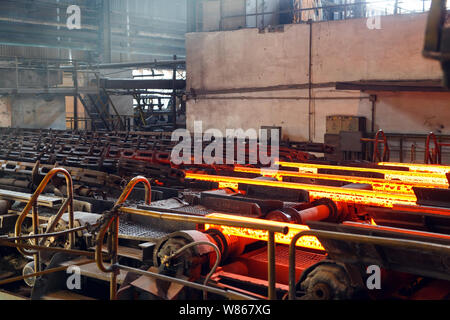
left=101, top=0, right=112, bottom=63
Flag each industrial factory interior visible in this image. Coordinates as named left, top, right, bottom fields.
left=1, top=0, right=450, bottom=310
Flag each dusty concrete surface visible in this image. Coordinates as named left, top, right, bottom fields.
left=311, top=13, right=442, bottom=82
left=0, top=69, right=61, bottom=88
left=11, top=95, right=66, bottom=129
left=186, top=13, right=449, bottom=144
left=0, top=97, right=12, bottom=127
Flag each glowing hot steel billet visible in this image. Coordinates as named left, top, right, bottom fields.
left=234, top=166, right=440, bottom=195
left=378, top=162, right=450, bottom=175
left=185, top=172, right=417, bottom=208
left=276, top=161, right=449, bottom=186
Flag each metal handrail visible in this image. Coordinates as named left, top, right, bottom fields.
left=361, top=129, right=390, bottom=162
left=288, top=229, right=450, bottom=300
left=14, top=168, right=74, bottom=271
left=0, top=168, right=106, bottom=288
left=0, top=259, right=93, bottom=287
left=95, top=176, right=151, bottom=299
left=425, top=132, right=442, bottom=164
left=95, top=176, right=288, bottom=300
left=119, top=207, right=289, bottom=233
left=118, top=207, right=287, bottom=300
left=0, top=228, right=108, bottom=287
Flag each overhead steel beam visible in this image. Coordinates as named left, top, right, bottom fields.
left=64, top=60, right=186, bottom=70
left=100, top=78, right=186, bottom=90
left=335, top=80, right=447, bottom=92
left=0, top=88, right=99, bottom=95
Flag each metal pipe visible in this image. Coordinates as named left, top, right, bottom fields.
left=95, top=213, right=116, bottom=273
left=119, top=207, right=288, bottom=234
left=191, top=96, right=370, bottom=101
left=308, top=20, right=313, bottom=142
left=62, top=60, right=186, bottom=70
left=0, top=239, right=97, bottom=257
left=297, top=205, right=331, bottom=223
left=14, top=168, right=74, bottom=257
left=2, top=224, right=96, bottom=241
left=164, top=240, right=221, bottom=300
left=289, top=231, right=308, bottom=300
left=110, top=217, right=119, bottom=300
left=116, top=175, right=152, bottom=205
left=96, top=176, right=151, bottom=282
left=0, top=259, right=93, bottom=286
left=267, top=231, right=276, bottom=300
left=32, top=201, right=40, bottom=273
left=116, top=264, right=255, bottom=300
left=370, top=95, right=377, bottom=132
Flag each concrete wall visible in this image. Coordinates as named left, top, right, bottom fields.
left=0, top=96, right=12, bottom=127
left=11, top=95, right=66, bottom=129
left=186, top=13, right=449, bottom=146
left=311, top=14, right=442, bottom=82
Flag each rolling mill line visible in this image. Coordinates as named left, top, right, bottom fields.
left=0, top=143, right=450, bottom=300
left=1, top=127, right=450, bottom=300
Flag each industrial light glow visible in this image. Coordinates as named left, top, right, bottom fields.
left=378, top=162, right=450, bottom=175
left=276, top=161, right=449, bottom=186
left=204, top=213, right=325, bottom=251
left=234, top=166, right=439, bottom=195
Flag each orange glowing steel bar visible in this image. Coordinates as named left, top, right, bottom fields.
left=234, top=166, right=439, bottom=195
left=378, top=162, right=450, bottom=175
left=204, top=213, right=325, bottom=251
left=276, top=161, right=449, bottom=186
left=343, top=221, right=450, bottom=240
left=185, top=172, right=417, bottom=208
